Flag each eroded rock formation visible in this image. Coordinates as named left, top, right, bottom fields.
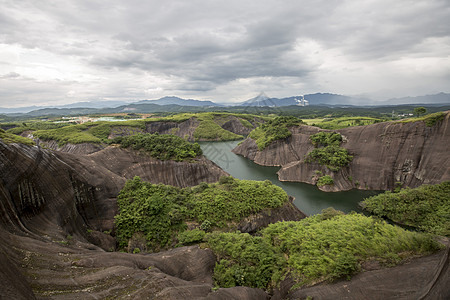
left=0, top=140, right=303, bottom=299
left=233, top=112, right=450, bottom=191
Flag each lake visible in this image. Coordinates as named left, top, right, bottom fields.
left=199, top=140, right=379, bottom=216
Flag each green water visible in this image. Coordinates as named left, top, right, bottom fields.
left=199, top=140, right=380, bottom=216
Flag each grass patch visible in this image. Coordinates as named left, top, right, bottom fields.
left=394, top=112, right=446, bottom=127
left=315, top=117, right=384, bottom=129
left=361, top=182, right=450, bottom=236
left=0, top=129, right=35, bottom=146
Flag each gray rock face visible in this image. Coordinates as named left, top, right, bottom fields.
left=233, top=112, right=450, bottom=191
left=0, top=140, right=297, bottom=299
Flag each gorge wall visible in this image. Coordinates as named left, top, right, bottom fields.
left=0, top=140, right=305, bottom=299
left=233, top=112, right=450, bottom=191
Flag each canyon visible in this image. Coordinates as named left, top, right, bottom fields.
left=233, top=112, right=450, bottom=192
left=0, top=114, right=449, bottom=299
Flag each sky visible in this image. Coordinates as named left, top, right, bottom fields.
left=1, top=0, right=449, bottom=107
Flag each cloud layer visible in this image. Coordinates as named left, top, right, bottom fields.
left=1, top=0, right=449, bottom=107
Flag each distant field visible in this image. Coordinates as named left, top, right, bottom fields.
left=300, top=117, right=384, bottom=129
left=300, top=118, right=325, bottom=125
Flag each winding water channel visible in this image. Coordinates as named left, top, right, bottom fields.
left=200, top=140, right=380, bottom=216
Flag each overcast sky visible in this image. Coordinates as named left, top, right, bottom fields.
left=1, top=0, right=449, bottom=107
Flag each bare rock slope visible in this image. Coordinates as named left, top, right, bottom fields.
left=0, top=140, right=304, bottom=299
left=234, top=112, right=450, bottom=191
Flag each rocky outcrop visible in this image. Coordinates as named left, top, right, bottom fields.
left=145, top=118, right=200, bottom=141
left=0, top=138, right=448, bottom=299
left=37, top=139, right=106, bottom=154
left=233, top=112, right=450, bottom=191
left=219, top=116, right=255, bottom=136
left=273, top=240, right=450, bottom=300
left=238, top=197, right=307, bottom=233
left=0, top=140, right=296, bottom=299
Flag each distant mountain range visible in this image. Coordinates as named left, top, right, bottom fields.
left=135, top=96, right=220, bottom=107
left=0, top=93, right=449, bottom=115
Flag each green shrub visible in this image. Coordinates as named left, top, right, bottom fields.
left=178, top=229, right=206, bottom=245
left=306, top=145, right=352, bottom=171
left=249, top=116, right=304, bottom=150
left=317, top=175, right=334, bottom=187
left=361, top=182, right=450, bottom=236
left=113, top=133, right=202, bottom=161
left=310, top=132, right=342, bottom=147
left=206, top=232, right=284, bottom=289
left=206, top=212, right=441, bottom=289
left=114, top=176, right=289, bottom=251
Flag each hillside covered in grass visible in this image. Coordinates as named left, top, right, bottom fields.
left=4, top=112, right=268, bottom=145
left=207, top=209, right=440, bottom=290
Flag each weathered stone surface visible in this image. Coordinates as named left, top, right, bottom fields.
left=234, top=112, right=450, bottom=191
left=238, top=197, right=307, bottom=233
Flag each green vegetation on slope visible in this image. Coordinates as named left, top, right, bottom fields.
left=0, top=128, right=35, bottom=146
left=309, top=131, right=343, bottom=147
left=8, top=112, right=264, bottom=145
left=361, top=182, right=450, bottom=236
left=5, top=121, right=71, bottom=135
left=206, top=210, right=441, bottom=290
left=32, top=123, right=106, bottom=145
left=193, top=113, right=243, bottom=141
left=249, top=116, right=304, bottom=150
left=314, top=117, right=383, bottom=129
left=114, top=176, right=288, bottom=251
left=112, top=133, right=202, bottom=161
left=306, top=132, right=352, bottom=172
left=394, top=112, right=446, bottom=127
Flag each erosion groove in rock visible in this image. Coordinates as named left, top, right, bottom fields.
left=233, top=112, right=450, bottom=191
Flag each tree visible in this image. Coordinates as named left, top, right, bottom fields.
left=414, top=107, right=427, bottom=117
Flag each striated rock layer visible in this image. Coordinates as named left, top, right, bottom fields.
left=233, top=112, right=450, bottom=192
left=0, top=140, right=304, bottom=299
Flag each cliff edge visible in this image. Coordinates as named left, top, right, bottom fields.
left=233, top=112, right=450, bottom=191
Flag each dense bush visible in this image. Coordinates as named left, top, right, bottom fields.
left=249, top=116, right=304, bottom=150
left=178, top=229, right=206, bottom=245
left=114, top=176, right=289, bottom=251
left=310, top=132, right=343, bottom=147
left=206, top=232, right=284, bottom=289
left=306, top=145, right=352, bottom=171
left=361, top=182, right=450, bottom=236
left=317, top=175, right=334, bottom=187
left=113, top=133, right=202, bottom=161
left=115, top=177, right=189, bottom=250
left=206, top=211, right=441, bottom=289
